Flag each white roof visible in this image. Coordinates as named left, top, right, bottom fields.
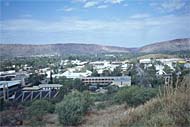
left=22, top=84, right=62, bottom=91
left=39, top=84, right=62, bottom=88
left=23, top=86, right=40, bottom=91
left=53, top=70, right=92, bottom=79
left=0, top=70, right=16, bottom=75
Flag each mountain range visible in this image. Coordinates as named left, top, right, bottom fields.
left=0, top=38, right=190, bottom=57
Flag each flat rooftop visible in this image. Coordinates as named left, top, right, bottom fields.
left=82, top=76, right=131, bottom=79
left=0, top=80, right=21, bottom=89
left=22, top=84, right=62, bottom=91
left=39, top=84, right=62, bottom=88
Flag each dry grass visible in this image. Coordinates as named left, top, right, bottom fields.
left=43, top=104, right=128, bottom=127
left=79, top=104, right=128, bottom=127
left=118, top=75, right=190, bottom=127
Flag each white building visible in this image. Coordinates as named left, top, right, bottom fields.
left=53, top=70, right=92, bottom=79
left=0, top=70, right=16, bottom=76
left=139, top=59, right=152, bottom=64
left=82, top=76, right=131, bottom=87
left=155, top=64, right=166, bottom=75
left=90, top=61, right=120, bottom=74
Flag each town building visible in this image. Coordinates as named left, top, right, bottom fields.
left=82, top=76, right=131, bottom=87
left=53, top=70, right=92, bottom=79
left=22, top=84, right=62, bottom=91
left=0, top=80, right=22, bottom=101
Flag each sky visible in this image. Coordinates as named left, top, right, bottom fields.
left=1, top=0, right=190, bottom=47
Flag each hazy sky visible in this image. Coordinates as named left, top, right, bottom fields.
left=1, top=0, right=190, bottom=47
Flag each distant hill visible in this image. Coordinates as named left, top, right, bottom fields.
left=0, top=43, right=130, bottom=57
left=0, top=38, right=190, bottom=57
left=138, top=38, right=190, bottom=53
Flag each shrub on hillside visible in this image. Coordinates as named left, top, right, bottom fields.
left=107, top=85, right=119, bottom=94
left=26, top=100, right=54, bottom=126
left=114, top=86, right=158, bottom=106
left=56, top=91, right=92, bottom=126
left=90, top=93, right=114, bottom=102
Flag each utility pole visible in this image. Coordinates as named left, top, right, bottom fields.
left=3, top=82, right=9, bottom=102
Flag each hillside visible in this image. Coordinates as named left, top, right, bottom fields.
left=117, top=75, right=190, bottom=127
left=0, top=38, right=190, bottom=57
left=139, top=38, right=190, bottom=53
left=42, top=75, right=189, bottom=127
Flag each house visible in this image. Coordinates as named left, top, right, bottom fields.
left=121, top=64, right=128, bottom=70
left=184, top=63, right=190, bottom=68
left=139, top=59, right=152, bottom=64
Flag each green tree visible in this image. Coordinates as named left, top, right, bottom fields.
left=111, top=66, right=122, bottom=76
left=56, top=91, right=92, bottom=126
left=102, top=70, right=111, bottom=76
left=85, top=64, right=93, bottom=72
left=163, top=65, right=173, bottom=74
left=91, top=70, right=100, bottom=76
left=72, top=78, right=87, bottom=91
left=26, top=100, right=54, bottom=126
left=49, top=71, right=53, bottom=84
left=128, top=64, right=139, bottom=85
left=146, top=65, right=160, bottom=87
left=114, top=86, right=158, bottom=106
left=27, top=73, right=45, bottom=86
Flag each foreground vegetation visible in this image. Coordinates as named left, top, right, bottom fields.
left=118, top=75, right=190, bottom=127
left=0, top=85, right=158, bottom=126
left=56, top=91, right=92, bottom=126
left=1, top=75, right=189, bottom=127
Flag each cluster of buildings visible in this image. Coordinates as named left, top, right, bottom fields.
left=89, top=60, right=129, bottom=74
left=2, top=56, right=189, bottom=102
left=139, top=58, right=190, bottom=75
left=0, top=59, right=132, bottom=101
left=52, top=60, right=130, bottom=78
left=50, top=60, right=132, bottom=92
left=0, top=69, right=62, bottom=102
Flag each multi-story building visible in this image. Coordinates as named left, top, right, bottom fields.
left=82, top=76, right=131, bottom=87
